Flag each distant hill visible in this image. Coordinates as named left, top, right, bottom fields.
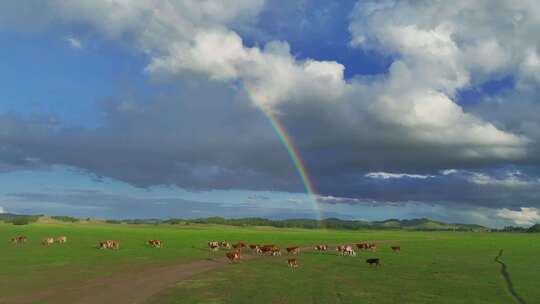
left=0, top=213, right=490, bottom=231
left=527, top=224, right=540, bottom=233
left=371, top=218, right=488, bottom=231
left=177, top=216, right=489, bottom=231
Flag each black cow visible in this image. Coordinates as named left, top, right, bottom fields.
left=366, top=258, right=380, bottom=267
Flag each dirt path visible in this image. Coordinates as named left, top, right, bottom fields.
left=3, top=254, right=259, bottom=304
left=495, top=249, right=527, bottom=304
left=75, top=256, right=248, bottom=304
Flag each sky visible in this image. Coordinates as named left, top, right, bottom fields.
left=1, top=0, right=540, bottom=228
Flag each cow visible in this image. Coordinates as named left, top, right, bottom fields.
left=287, top=258, right=299, bottom=269
left=208, top=241, right=220, bottom=251
left=356, top=243, right=368, bottom=250
left=343, top=245, right=356, bottom=256
left=11, top=236, right=27, bottom=244
left=226, top=251, right=241, bottom=263
left=232, top=242, right=247, bottom=250
left=249, top=244, right=262, bottom=254
left=337, top=245, right=356, bottom=256
left=366, top=258, right=380, bottom=267
left=259, top=244, right=277, bottom=255
left=148, top=240, right=163, bottom=248
left=315, top=244, right=328, bottom=251
left=57, top=236, right=67, bottom=245
left=110, top=240, right=120, bottom=250
left=271, top=247, right=282, bottom=256
left=99, top=240, right=120, bottom=250
left=368, top=243, right=377, bottom=251
left=42, top=237, right=54, bottom=246
left=286, top=246, right=300, bottom=255
left=391, top=246, right=401, bottom=253
left=219, top=241, right=231, bottom=249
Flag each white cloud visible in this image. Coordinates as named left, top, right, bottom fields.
left=315, top=195, right=363, bottom=204
left=442, top=169, right=458, bottom=175
left=64, top=36, right=82, bottom=49
left=468, top=171, right=540, bottom=187
left=496, top=207, right=540, bottom=226
left=34, top=1, right=525, bottom=160
left=365, top=172, right=433, bottom=180
left=0, top=206, right=4, bottom=213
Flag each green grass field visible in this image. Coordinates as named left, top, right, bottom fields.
left=1, top=220, right=538, bottom=304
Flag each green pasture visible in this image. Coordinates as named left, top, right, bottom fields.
left=150, top=231, right=540, bottom=304
left=1, top=221, right=538, bottom=303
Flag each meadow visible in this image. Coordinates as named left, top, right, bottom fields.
left=1, top=219, right=538, bottom=304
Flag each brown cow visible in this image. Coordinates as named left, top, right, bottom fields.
left=112, top=240, right=120, bottom=249
left=271, top=247, right=282, bottom=256
left=260, top=244, right=281, bottom=256
left=315, top=244, right=328, bottom=251
left=356, top=243, right=368, bottom=250
left=42, top=237, right=54, bottom=246
left=148, top=240, right=163, bottom=248
left=11, top=236, right=27, bottom=244
left=226, top=251, right=241, bottom=263
left=232, top=242, right=247, bottom=250
left=287, top=258, right=298, bottom=269
left=108, top=240, right=120, bottom=249
left=219, top=241, right=231, bottom=249
left=57, top=236, right=67, bottom=245
left=391, top=246, right=401, bottom=253
left=286, top=246, right=300, bottom=255
left=208, top=241, right=220, bottom=251
left=99, top=240, right=120, bottom=250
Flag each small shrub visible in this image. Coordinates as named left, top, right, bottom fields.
left=12, top=217, right=30, bottom=225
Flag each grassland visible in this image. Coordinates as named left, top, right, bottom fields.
left=1, top=219, right=538, bottom=304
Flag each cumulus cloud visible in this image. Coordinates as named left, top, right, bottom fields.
left=0, top=206, right=4, bottom=213
left=496, top=207, right=540, bottom=226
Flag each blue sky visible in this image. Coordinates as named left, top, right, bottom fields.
left=1, top=1, right=540, bottom=228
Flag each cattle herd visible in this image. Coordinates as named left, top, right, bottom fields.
left=209, top=240, right=402, bottom=269
left=9, top=234, right=400, bottom=269
left=8, top=235, right=145, bottom=250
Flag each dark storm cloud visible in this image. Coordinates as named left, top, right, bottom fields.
left=314, top=169, right=540, bottom=209
left=0, top=80, right=304, bottom=192
left=1, top=76, right=540, bottom=210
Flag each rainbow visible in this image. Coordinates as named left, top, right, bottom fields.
left=262, top=109, right=324, bottom=223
